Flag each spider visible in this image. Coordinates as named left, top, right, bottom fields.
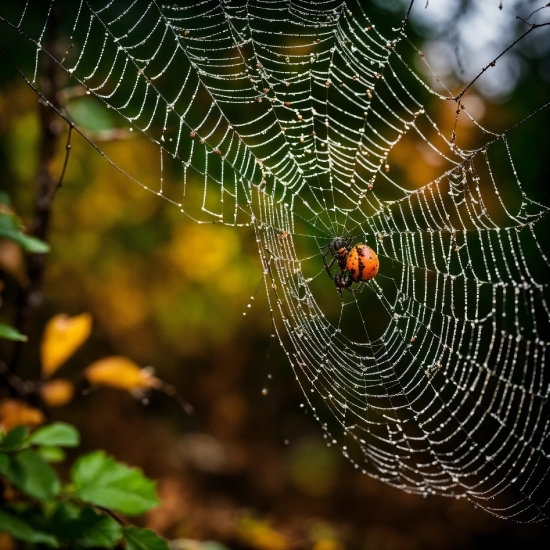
left=321, top=237, right=379, bottom=297
left=320, top=237, right=356, bottom=296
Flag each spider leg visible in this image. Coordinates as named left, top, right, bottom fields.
left=322, top=250, right=337, bottom=279
left=324, top=256, right=336, bottom=270
left=346, top=282, right=362, bottom=293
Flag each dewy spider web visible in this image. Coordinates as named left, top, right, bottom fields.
left=1, top=0, right=549, bottom=522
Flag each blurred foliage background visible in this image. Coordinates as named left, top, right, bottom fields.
left=1, top=0, right=549, bottom=548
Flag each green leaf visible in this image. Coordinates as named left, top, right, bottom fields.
left=50, top=502, right=122, bottom=548
left=200, top=543, right=231, bottom=550
left=0, top=323, right=28, bottom=341
left=0, top=211, right=50, bottom=253
left=0, top=508, right=59, bottom=547
left=16, top=233, right=51, bottom=253
left=9, top=449, right=61, bottom=500
left=0, top=452, right=9, bottom=474
left=0, top=191, right=11, bottom=206
left=1, top=425, right=29, bottom=450
left=29, top=422, right=80, bottom=448
left=123, top=527, right=169, bottom=550
left=68, top=97, right=115, bottom=133
left=48, top=500, right=81, bottom=539
left=37, top=446, right=67, bottom=463
left=71, top=450, right=159, bottom=515
left=75, top=507, right=123, bottom=548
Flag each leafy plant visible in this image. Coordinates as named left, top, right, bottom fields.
left=0, top=194, right=50, bottom=344
left=0, top=421, right=169, bottom=549
left=0, top=195, right=50, bottom=256
left=0, top=192, right=196, bottom=548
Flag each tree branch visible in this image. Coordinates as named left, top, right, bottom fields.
left=9, top=5, right=65, bottom=382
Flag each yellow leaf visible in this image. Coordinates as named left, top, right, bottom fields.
left=40, top=378, right=75, bottom=407
left=84, top=356, right=153, bottom=391
left=236, top=517, right=289, bottom=550
left=41, top=313, right=92, bottom=377
left=0, top=399, right=45, bottom=433
left=313, top=541, right=345, bottom=550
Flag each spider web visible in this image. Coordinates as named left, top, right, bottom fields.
left=1, top=0, right=550, bottom=522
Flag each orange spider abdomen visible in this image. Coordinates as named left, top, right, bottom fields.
left=346, top=244, right=379, bottom=282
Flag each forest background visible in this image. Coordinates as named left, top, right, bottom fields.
left=0, top=0, right=549, bottom=548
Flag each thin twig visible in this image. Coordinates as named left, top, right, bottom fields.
left=525, top=3, right=550, bottom=22
left=454, top=21, right=550, bottom=101
left=159, top=382, right=195, bottom=416
left=51, top=124, right=73, bottom=201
